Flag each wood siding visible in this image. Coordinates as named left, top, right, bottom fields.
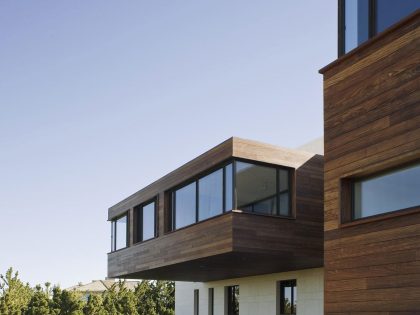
left=107, top=138, right=323, bottom=281
left=321, top=12, right=420, bottom=314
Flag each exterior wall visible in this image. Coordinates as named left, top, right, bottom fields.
left=175, top=268, right=323, bottom=315
left=320, top=12, right=420, bottom=314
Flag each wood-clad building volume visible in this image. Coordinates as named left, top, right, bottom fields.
left=107, top=137, right=323, bottom=281
left=320, top=10, right=420, bottom=314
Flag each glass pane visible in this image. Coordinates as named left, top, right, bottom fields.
left=377, top=0, right=420, bottom=33
left=354, top=164, right=420, bottom=219
left=194, top=289, right=199, bottom=315
left=279, top=169, right=289, bottom=192
left=142, top=202, right=155, bottom=241
left=208, top=288, right=214, bottom=315
left=227, top=286, right=239, bottom=315
left=199, top=169, right=223, bottom=221
left=111, top=222, right=115, bottom=252
left=344, top=0, right=369, bottom=52
left=283, top=286, right=292, bottom=314
left=115, top=215, right=127, bottom=250
left=175, top=182, right=197, bottom=229
left=236, top=161, right=277, bottom=215
left=253, top=197, right=277, bottom=214
left=279, top=192, right=290, bottom=216
left=280, top=280, right=296, bottom=315
left=225, top=163, right=233, bottom=211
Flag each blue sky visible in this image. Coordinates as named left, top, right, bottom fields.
left=0, top=1, right=336, bottom=288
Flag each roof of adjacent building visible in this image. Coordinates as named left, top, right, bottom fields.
left=66, top=279, right=140, bottom=293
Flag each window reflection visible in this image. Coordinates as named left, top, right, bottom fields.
left=236, top=162, right=277, bottom=215
left=225, top=163, right=233, bottom=211
left=135, top=201, right=156, bottom=242
left=342, top=0, right=420, bottom=54
left=199, top=169, right=223, bottom=221
left=376, top=0, right=420, bottom=33
left=236, top=161, right=290, bottom=216
left=111, top=214, right=128, bottom=252
left=353, top=163, right=420, bottom=219
left=344, top=0, right=369, bottom=52
left=170, top=160, right=292, bottom=231
left=279, top=280, right=297, bottom=315
left=175, top=182, right=196, bottom=229
left=226, top=285, right=239, bottom=315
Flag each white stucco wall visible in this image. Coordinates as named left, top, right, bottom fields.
left=175, top=267, right=323, bottom=315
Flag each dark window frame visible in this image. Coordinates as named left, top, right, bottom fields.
left=277, top=279, right=297, bottom=315
left=168, top=158, right=293, bottom=232
left=208, top=288, right=214, bottom=315
left=350, top=162, right=420, bottom=221
left=225, top=285, right=239, bottom=315
left=134, top=197, right=158, bottom=244
left=234, top=159, right=292, bottom=217
left=194, top=289, right=199, bottom=315
left=110, top=212, right=129, bottom=252
left=169, top=159, right=234, bottom=231
left=340, top=161, right=420, bottom=225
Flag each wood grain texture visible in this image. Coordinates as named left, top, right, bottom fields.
left=321, top=11, right=420, bottom=314
left=107, top=138, right=323, bottom=281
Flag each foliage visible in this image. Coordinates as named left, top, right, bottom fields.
left=25, top=285, right=51, bottom=315
left=0, top=268, right=32, bottom=315
left=83, top=295, right=106, bottom=315
left=102, top=281, right=137, bottom=315
left=0, top=268, right=175, bottom=315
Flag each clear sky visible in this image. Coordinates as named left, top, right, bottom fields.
left=0, top=1, right=336, bottom=288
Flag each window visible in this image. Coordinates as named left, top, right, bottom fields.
left=339, top=0, right=420, bottom=55
left=343, top=0, right=370, bottom=53
left=208, top=288, right=214, bottom=315
left=194, top=289, right=199, bottom=315
left=225, top=163, right=233, bottom=211
left=376, top=0, right=420, bottom=33
left=134, top=199, right=156, bottom=243
left=174, top=182, right=197, bottom=229
left=110, top=213, right=128, bottom=252
left=278, top=280, right=297, bottom=315
left=236, top=161, right=291, bottom=216
left=199, top=169, right=223, bottom=221
left=353, top=163, right=420, bottom=219
left=170, top=163, right=233, bottom=230
left=225, top=285, right=239, bottom=315
left=169, top=160, right=292, bottom=231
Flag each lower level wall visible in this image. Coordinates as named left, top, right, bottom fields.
left=175, top=267, right=324, bottom=315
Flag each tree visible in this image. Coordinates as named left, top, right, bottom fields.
left=83, top=294, right=106, bottom=315
left=154, top=281, right=174, bottom=315
left=25, top=285, right=51, bottom=315
left=134, top=280, right=174, bottom=315
left=0, top=267, right=175, bottom=315
left=49, top=286, right=83, bottom=315
left=0, top=268, right=32, bottom=315
left=134, top=281, right=156, bottom=315
left=102, top=281, right=137, bottom=315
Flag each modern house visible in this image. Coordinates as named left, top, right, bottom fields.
left=108, top=138, right=324, bottom=315
left=107, top=2, right=420, bottom=314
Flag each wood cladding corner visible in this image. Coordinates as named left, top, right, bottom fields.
left=324, top=27, right=419, bottom=89
left=231, top=137, right=320, bottom=169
